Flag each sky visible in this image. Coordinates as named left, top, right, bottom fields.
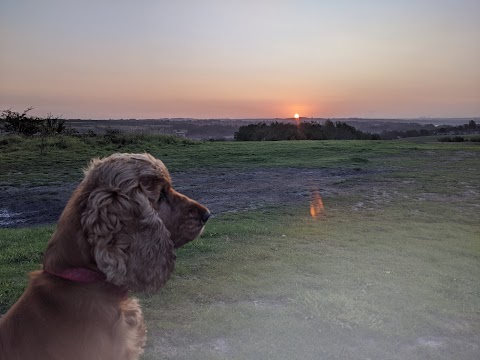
left=1, top=0, right=479, bottom=119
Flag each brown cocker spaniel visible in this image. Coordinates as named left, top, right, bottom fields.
left=0, top=153, right=210, bottom=360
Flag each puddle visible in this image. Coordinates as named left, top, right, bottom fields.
left=0, top=208, right=25, bottom=227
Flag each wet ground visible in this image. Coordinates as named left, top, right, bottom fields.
left=0, top=167, right=374, bottom=228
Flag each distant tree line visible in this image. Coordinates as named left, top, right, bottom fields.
left=234, top=120, right=478, bottom=141
left=381, top=120, right=477, bottom=140
left=437, top=136, right=480, bottom=143
left=234, top=120, right=381, bottom=141
left=2, top=107, right=478, bottom=143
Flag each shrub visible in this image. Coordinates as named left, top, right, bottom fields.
left=438, top=136, right=466, bottom=142
left=1, top=108, right=41, bottom=136
left=0, top=135, right=23, bottom=147
left=54, top=138, right=69, bottom=149
left=1, top=108, right=67, bottom=137
left=41, top=115, right=66, bottom=135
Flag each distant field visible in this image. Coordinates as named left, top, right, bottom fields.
left=0, top=136, right=479, bottom=359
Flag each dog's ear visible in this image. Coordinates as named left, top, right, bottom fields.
left=124, top=183, right=176, bottom=291
left=81, top=179, right=175, bottom=291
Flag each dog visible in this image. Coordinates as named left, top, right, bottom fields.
left=0, top=153, right=210, bottom=360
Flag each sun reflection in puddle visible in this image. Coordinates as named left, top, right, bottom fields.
left=310, top=191, right=325, bottom=218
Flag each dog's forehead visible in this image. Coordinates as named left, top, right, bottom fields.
left=132, top=155, right=171, bottom=181
left=86, top=153, right=172, bottom=188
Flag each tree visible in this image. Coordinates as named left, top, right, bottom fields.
left=41, top=114, right=66, bottom=135
left=234, top=121, right=378, bottom=141
left=1, top=108, right=66, bottom=136
left=1, top=107, right=41, bottom=136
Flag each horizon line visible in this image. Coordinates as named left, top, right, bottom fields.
left=65, top=116, right=480, bottom=121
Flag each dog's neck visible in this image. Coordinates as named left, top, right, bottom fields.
left=43, top=268, right=130, bottom=299
left=44, top=268, right=106, bottom=283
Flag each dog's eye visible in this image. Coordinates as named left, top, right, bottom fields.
left=158, top=190, right=174, bottom=208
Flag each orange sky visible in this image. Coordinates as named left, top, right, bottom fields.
left=1, top=0, right=479, bottom=119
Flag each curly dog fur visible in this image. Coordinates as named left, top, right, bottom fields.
left=0, top=153, right=210, bottom=360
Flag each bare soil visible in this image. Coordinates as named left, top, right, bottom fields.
left=0, top=167, right=375, bottom=228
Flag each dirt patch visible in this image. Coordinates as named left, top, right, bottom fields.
left=0, top=167, right=376, bottom=228
left=0, top=183, right=78, bottom=227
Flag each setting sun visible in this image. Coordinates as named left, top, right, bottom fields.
left=294, top=114, right=300, bottom=119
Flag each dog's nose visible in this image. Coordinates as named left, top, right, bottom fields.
left=202, top=210, right=211, bottom=223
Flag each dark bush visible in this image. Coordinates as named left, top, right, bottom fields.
left=0, top=135, right=23, bottom=147
left=438, top=136, right=466, bottom=142
left=54, top=138, right=69, bottom=149
left=234, top=121, right=378, bottom=141
left=1, top=108, right=67, bottom=137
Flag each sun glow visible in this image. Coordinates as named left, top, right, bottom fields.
left=294, top=113, right=300, bottom=119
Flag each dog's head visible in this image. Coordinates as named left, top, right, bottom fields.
left=43, top=153, right=210, bottom=292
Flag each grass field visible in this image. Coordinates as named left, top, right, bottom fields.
left=0, top=135, right=479, bottom=359
left=1, top=133, right=476, bottom=186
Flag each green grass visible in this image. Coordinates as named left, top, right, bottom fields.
left=0, top=226, right=54, bottom=312
left=2, top=134, right=478, bottom=186
left=1, top=135, right=479, bottom=359
left=137, top=199, right=479, bottom=360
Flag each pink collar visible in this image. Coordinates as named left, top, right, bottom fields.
left=44, top=268, right=106, bottom=283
